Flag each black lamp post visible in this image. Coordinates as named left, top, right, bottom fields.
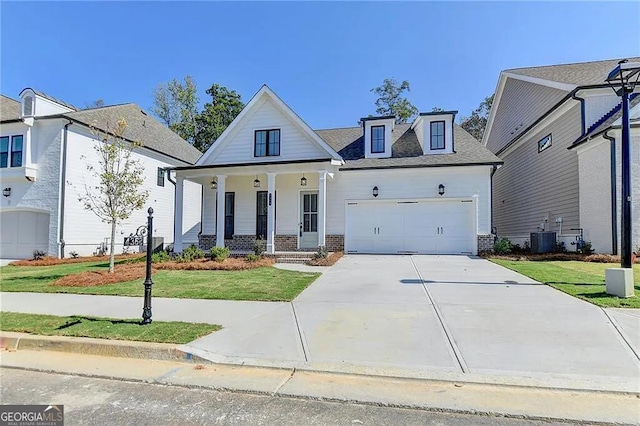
left=141, top=207, right=154, bottom=325
left=606, top=60, right=640, bottom=269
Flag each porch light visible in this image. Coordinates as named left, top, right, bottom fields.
left=2, top=187, right=10, bottom=197
left=253, top=176, right=261, bottom=188
left=372, top=186, right=379, bottom=197
left=438, top=184, right=445, bottom=196
left=300, top=174, right=307, bottom=186
left=210, top=179, right=217, bottom=190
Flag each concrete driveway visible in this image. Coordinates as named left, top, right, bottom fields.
left=184, top=255, right=640, bottom=391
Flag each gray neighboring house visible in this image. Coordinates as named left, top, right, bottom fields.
left=483, top=58, right=640, bottom=254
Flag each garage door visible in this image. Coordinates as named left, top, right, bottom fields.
left=345, top=199, right=475, bottom=254
left=0, top=211, right=50, bottom=259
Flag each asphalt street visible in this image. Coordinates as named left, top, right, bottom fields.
left=0, top=368, right=577, bottom=426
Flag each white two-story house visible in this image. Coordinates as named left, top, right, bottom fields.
left=172, top=85, right=502, bottom=255
left=0, top=89, right=202, bottom=259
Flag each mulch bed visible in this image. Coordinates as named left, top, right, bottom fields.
left=156, top=257, right=275, bottom=271
left=484, top=253, right=628, bottom=263
left=50, top=263, right=151, bottom=287
left=11, top=253, right=144, bottom=267
left=307, top=252, right=344, bottom=266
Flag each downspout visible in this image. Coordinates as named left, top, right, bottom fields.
left=58, top=120, right=72, bottom=258
left=571, top=92, right=586, bottom=137
left=490, top=164, right=498, bottom=239
left=603, top=130, right=618, bottom=255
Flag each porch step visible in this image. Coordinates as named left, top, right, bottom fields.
left=275, top=257, right=312, bottom=264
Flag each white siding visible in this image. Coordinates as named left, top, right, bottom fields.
left=363, top=118, right=393, bottom=158
left=210, top=98, right=328, bottom=164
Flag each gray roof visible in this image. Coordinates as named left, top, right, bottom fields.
left=506, top=57, right=640, bottom=87
left=316, top=124, right=502, bottom=170
left=1, top=95, right=21, bottom=121
left=64, top=104, right=202, bottom=164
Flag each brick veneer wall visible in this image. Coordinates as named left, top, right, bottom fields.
left=199, top=233, right=345, bottom=252
left=325, top=235, right=344, bottom=252
left=477, top=234, right=494, bottom=253
left=198, top=234, right=216, bottom=251
left=275, top=235, right=297, bottom=251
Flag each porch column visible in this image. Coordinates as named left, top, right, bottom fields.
left=267, top=173, right=276, bottom=254
left=318, top=170, right=327, bottom=248
left=173, top=176, right=184, bottom=253
left=216, top=175, right=227, bottom=248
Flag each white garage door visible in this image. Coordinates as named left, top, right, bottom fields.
left=0, top=211, right=50, bottom=259
left=345, top=199, right=475, bottom=254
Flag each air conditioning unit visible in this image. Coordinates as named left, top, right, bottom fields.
left=530, top=232, right=557, bottom=254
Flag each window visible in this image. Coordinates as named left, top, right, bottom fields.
left=430, top=121, right=445, bottom=150
left=11, top=136, right=23, bottom=167
left=371, top=125, right=385, bottom=153
left=224, top=192, right=235, bottom=240
left=302, top=193, right=318, bottom=232
left=156, top=168, right=165, bottom=187
left=538, top=134, right=552, bottom=152
left=0, top=137, right=8, bottom=168
left=256, top=191, right=268, bottom=239
left=254, top=129, right=280, bottom=157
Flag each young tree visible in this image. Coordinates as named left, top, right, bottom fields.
left=152, top=76, right=199, bottom=144
left=76, top=118, right=149, bottom=273
left=371, top=78, right=419, bottom=124
left=194, top=83, right=245, bottom=152
left=460, top=94, right=494, bottom=141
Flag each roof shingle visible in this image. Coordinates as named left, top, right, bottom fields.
left=0, top=95, right=21, bottom=121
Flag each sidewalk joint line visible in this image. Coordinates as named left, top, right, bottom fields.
left=272, top=368, right=296, bottom=396
left=600, top=307, right=640, bottom=362
left=290, top=303, right=309, bottom=362
left=410, top=256, right=469, bottom=374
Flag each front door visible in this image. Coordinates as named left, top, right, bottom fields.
left=300, top=191, right=318, bottom=249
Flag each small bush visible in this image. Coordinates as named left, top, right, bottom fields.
left=69, top=251, right=79, bottom=259
left=253, top=239, right=266, bottom=256
left=184, top=244, right=205, bottom=260
left=152, top=251, right=170, bottom=263
left=554, top=241, right=567, bottom=253
left=579, top=241, right=594, bottom=255
left=493, top=238, right=511, bottom=255
left=312, top=245, right=328, bottom=260
left=246, top=253, right=261, bottom=263
left=32, top=250, right=46, bottom=260
left=209, top=246, right=230, bottom=262
left=308, top=251, right=343, bottom=266
left=121, top=246, right=131, bottom=255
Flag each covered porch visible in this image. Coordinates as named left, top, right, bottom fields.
left=173, top=161, right=340, bottom=254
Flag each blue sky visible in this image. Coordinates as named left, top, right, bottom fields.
left=2, top=1, right=639, bottom=129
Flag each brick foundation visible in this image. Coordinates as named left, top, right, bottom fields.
left=477, top=234, right=494, bottom=254
left=325, top=234, right=344, bottom=252
left=198, top=234, right=216, bottom=251
left=275, top=235, right=297, bottom=251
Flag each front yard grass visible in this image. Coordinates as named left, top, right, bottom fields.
left=0, top=312, right=220, bottom=344
left=491, top=259, right=640, bottom=308
left=0, top=262, right=319, bottom=302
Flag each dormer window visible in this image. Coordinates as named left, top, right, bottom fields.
left=430, top=121, right=445, bottom=150
left=254, top=129, right=280, bottom=157
left=22, top=95, right=34, bottom=117
left=371, top=125, right=385, bottom=153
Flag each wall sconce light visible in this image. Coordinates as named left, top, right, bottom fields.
left=210, top=179, right=217, bottom=190
left=438, top=184, right=445, bottom=196
left=2, top=187, right=11, bottom=197
left=253, top=176, right=261, bottom=188
left=300, top=174, right=307, bottom=186
left=372, top=186, right=379, bottom=197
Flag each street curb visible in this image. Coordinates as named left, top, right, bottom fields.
left=0, top=332, right=211, bottom=364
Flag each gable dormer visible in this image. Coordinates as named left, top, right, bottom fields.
left=361, top=116, right=394, bottom=159
left=412, top=111, right=457, bottom=154
left=19, top=88, right=76, bottom=120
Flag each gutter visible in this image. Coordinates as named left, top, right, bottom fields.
left=603, top=130, right=618, bottom=255
left=571, top=92, right=586, bottom=136
left=58, top=120, right=72, bottom=258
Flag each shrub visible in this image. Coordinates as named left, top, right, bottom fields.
left=152, top=251, right=170, bottom=263
left=209, top=246, right=230, bottom=262
left=32, top=250, right=46, bottom=260
left=184, top=244, right=205, bottom=260
left=554, top=241, right=567, bottom=253
left=69, top=251, right=79, bottom=259
left=492, top=238, right=511, bottom=255
left=253, top=238, right=266, bottom=256
left=313, top=245, right=328, bottom=259
left=121, top=246, right=131, bottom=255
left=579, top=241, right=594, bottom=255
left=245, top=253, right=261, bottom=263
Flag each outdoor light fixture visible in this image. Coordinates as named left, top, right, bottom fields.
left=438, top=184, right=445, bottom=196
left=606, top=59, right=640, bottom=270
left=300, top=174, right=307, bottom=186
left=253, top=176, right=261, bottom=188
left=2, top=187, right=10, bottom=197
left=210, top=179, right=217, bottom=190
left=372, top=186, right=379, bottom=197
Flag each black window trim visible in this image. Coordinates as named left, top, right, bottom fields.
left=224, top=192, right=235, bottom=240
left=538, top=133, right=552, bottom=153
left=156, top=167, right=165, bottom=187
left=0, top=134, right=24, bottom=169
left=370, top=125, right=385, bottom=154
left=430, top=121, right=446, bottom=150
left=254, top=128, right=281, bottom=157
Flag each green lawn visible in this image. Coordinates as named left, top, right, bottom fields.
left=491, top=259, right=640, bottom=308
left=0, top=262, right=320, bottom=302
left=0, top=312, right=220, bottom=344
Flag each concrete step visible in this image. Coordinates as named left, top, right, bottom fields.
left=276, top=257, right=311, bottom=264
